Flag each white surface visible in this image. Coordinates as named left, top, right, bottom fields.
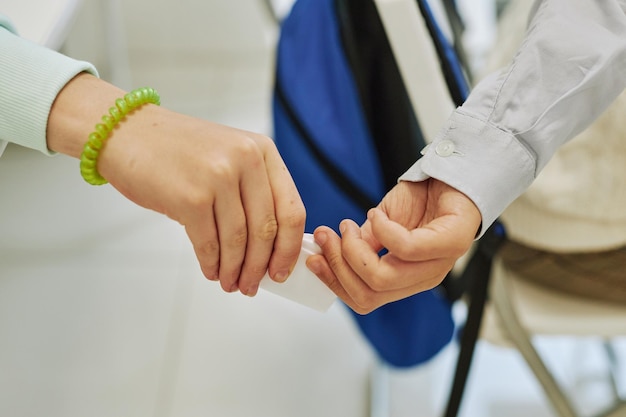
left=1, top=0, right=83, bottom=49
left=260, top=233, right=337, bottom=312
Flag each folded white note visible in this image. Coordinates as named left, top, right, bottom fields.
left=259, top=233, right=337, bottom=312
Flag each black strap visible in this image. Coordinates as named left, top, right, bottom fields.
left=443, top=222, right=506, bottom=417
left=274, top=78, right=377, bottom=212
left=439, top=0, right=473, bottom=84
left=273, top=0, right=430, bottom=217
left=335, top=0, right=426, bottom=192
left=415, top=0, right=467, bottom=107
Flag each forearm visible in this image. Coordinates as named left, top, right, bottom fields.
left=469, top=0, right=626, bottom=171
left=401, top=0, right=626, bottom=236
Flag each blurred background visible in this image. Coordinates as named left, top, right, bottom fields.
left=1, top=1, right=625, bottom=416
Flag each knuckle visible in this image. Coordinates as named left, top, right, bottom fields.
left=226, top=227, right=248, bottom=249
left=250, top=133, right=275, bottom=149
left=254, top=216, right=278, bottom=242
left=207, top=157, right=238, bottom=183
left=196, top=239, right=220, bottom=258
left=219, top=265, right=242, bottom=283
left=278, top=203, right=306, bottom=230
left=245, top=263, right=269, bottom=280
left=182, top=188, right=213, bottom=213
left=193, top=241, right=220, bottom=280
left=237, top=137, right=264, bottom=164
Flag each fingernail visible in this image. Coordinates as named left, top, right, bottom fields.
left=367, top=209, right=376, bottom=220
left=315, top=231, right=327, bottom=246
left=246, top=284, right=258, bottom=297
left=339, top=220, right=348, bottom=234
left=229, top=283, right=239, bottom=293
left=274, top=271, right=288, bottom=282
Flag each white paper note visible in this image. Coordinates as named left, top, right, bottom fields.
left=259, top=233, right=336, bottom=312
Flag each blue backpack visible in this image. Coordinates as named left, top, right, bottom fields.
left=273, top=0, right=469, bottom=367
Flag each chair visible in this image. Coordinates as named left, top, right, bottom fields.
left=478, top=257, right=626, bottom=417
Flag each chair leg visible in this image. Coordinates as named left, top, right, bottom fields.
left=491, top=267, right=579, bottom=417
left=598, top=341, right=626, bottom=417
left=604, top=341, right=624, bottom=401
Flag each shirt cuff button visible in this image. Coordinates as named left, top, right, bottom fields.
left=435, top=140, right=455, bottom=157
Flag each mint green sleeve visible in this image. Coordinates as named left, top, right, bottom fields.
left=0, top=14, right=98, bottom=157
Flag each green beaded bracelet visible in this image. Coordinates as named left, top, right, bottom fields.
left=80, top=87, right=161, bottom=185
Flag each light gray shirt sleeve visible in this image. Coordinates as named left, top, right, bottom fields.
left=399, top=0, right=626, bottom=237
left=0, top=14, right=98, bottom=157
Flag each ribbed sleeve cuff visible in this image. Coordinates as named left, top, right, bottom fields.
left=0, top=27, right=98, bottom=156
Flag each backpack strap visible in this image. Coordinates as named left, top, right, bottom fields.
left=443, top=221, right=506, bottom=417
left=274, top=79, right=377, bottom=212
left=414, top=0, right=470, bottom=106
left=335, top=0, right=426, bottom=191
left=439, top=0, right=473, bottom=83
left=372, top=0, right=460, bottom=142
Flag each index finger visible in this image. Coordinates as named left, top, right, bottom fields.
left=261, top=141, right=306, bottom=282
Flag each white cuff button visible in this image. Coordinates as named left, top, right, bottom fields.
left=435, top=140, right=456, bottom=157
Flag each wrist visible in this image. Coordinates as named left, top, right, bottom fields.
left=47, top=73, right=126, bottom=157
left=79, top=86, right=161, bottom=185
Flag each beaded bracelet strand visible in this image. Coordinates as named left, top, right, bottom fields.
left=80, top=87, right=161, bottom=185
